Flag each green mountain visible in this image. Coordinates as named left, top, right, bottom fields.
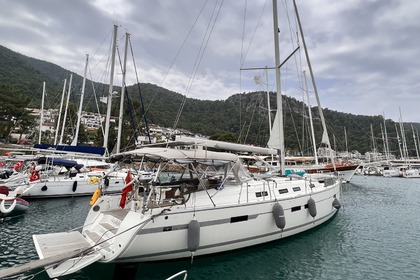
left=0, top=45, right=418, bottom=156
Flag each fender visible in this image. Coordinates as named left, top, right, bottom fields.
left=90, top=188, right=101, bottom=206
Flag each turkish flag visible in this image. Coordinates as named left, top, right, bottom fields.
left=29, top=171, right=40, bottom=182
left=119, top=170, right=132, bottom=208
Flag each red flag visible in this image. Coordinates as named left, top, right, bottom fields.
left=29, top=170, right=40, bottom=182
left=119, top=170, right=133, bottom=208
left=125, top=170, right=132, bottom=185
left=14, top=161, right=23, bottom=171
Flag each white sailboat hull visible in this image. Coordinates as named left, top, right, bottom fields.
left=33, top=177, right=340, bottom=279
left=305, top=164, right=359, bottom=183
left=117, top=195, right=338, bottom=262
left=15, top=172, right=125, bottom=198
left=84, top=177, right=340, bottom=263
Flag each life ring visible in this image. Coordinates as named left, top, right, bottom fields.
left=90, top=188, right=101, bottom=206
left=0, top=198, right=17, bottom=214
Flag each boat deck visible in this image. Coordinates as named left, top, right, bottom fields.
left=33, top=231, right=91, bottom=259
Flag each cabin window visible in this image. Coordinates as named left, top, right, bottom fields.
left=278, top=188, right=288, bottom=194
left=255, top=191, right=268, bottom=197
left=291, top=206, right=301, bottom=212
left=292, top=187, right=301, bottom=192
left=230, top=216, right=248, bottom=223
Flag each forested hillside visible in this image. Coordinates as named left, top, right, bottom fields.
left=1, top=45, right=418, bottom=156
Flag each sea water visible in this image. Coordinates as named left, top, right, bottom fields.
left=1, top=175, right=420, bottom=280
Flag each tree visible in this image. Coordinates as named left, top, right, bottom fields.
left=0, top=85, right=36, bottom=142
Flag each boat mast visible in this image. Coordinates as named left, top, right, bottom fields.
left=383, top=113, right=390, bottom=161
left=416, top=128, right=420, bottom=159
left=54, top=79, right=67, bottom=145
left=370, top=124, right=377, bottom=154
left=72, top=54, right=89, bottom=146
left=116, top=33, right=129, bottom=154
left=411, top=124, right=419, bottom=159
left=303, top=70, right=318, bottom=165
left=60, top=74, right=73, bottom=144
left=264, top=67, right=272, bottom=134
left=272, top=0, right=285, bottom=175
left=380, top=124, right=386, bottom=159
left=398, top=108, right=408, bottom=159
left=292, top=0, right=335, bottom=167
left=344, top=126, right=348, bottom=156
left=38, top=81, right=46, bottom=144
left=395, top=123, right=403, bottom=159
left=104, top=24, right=118, bottom=154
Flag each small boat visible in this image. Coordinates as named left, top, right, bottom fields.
left=304, top=162, right=360, bottom=183
left=402, top=168, right=420, bottom=178
left=13, top=157, right=128, bottom=199
left=0, top=186, right=29, bottom=219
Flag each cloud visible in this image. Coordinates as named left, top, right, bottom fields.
left=1, top=0, right=420, bottom=122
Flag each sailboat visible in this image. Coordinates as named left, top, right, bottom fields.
left=13, top=50, right=128, bottom=199
left=13, top=1, right=341, bottom=279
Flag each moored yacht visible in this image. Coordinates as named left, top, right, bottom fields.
left=32, top=146, right=341, bottom=278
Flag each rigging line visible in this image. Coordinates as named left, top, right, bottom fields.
left=52, top=207, right=170, bottom=279
left=284, top=97, right=303, bottom=155
left=88, top=49, right=113, bottom=85
left=173, top=0, right=225, bottom=130
left=240, top=0, right=247, bottom=70
left=238, top=0, right=268, bottom=142
left=88, top=67, right=106, bottom=140
left=240, top=0, right=268, bottom=68
left=173, top=0, right=222, bottom=129
left=238, top=1, right=247, bottom=144
left=128, top=36, right=151, bottom=144
left=85, top=26, right=116, bottom=88
left=238, top=121, right=247, bottom=144
left=113, top=37, right=138, bottom=149
left=239, top=1, right=247, bottom=143
left=88, top=27, right=114, bottom=73
left=243, top=101, right=258, bottom=144
left=144, top=0, right=210, bottom=116
left=282, top=0, right=303, bottom=85
left=27, top=83, right=44, bottom=108
left=123, top=88, right=139, bottom=151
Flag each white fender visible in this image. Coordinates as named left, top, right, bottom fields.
left=0, top=198, right=17, bottom=214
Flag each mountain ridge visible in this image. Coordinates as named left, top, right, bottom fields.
left=0, top=44, right=417, bottom=156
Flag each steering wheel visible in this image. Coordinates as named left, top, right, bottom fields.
left=173, top=183, right=191, bottom=204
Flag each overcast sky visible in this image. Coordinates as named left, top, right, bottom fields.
left=1, top=0, right=420, bottom=123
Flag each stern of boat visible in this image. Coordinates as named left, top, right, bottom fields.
left=33, top=231, right=103, bottom=278
left=32, top=194, right=140, bottom=278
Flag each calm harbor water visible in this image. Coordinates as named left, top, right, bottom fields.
left=1, top=175, right=420, bottom=280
